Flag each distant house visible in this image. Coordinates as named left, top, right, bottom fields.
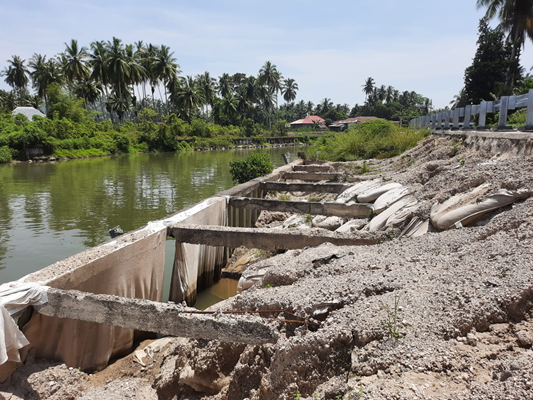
left=12, top=107, right=45, bottom=120
left=329, top=116, right=378, bottom=131
left=289, top=115, right=326, bottom=130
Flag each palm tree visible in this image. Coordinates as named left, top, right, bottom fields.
left=306, top=101, right=314, bottom=115
left=258, top=61, right=282, bottom=107
left=218, top=73, right=232, bottom=98
left=281, top=78, right=298, bottom=103
left=196, top=71, right=216, bottom=115
left=242, top=75, right=258, bottom=103
left=385, top=86, right=394, bottom=103
left=2, top=55, right=30, bottom=97
left=105, top=37, right=130, bottom=101
left=152, top=45, right=180, bottom=111
left=377, top=85, right=387, bottom=102
left=29, top=54, right=63, bottom=112
left=220, top=93, right=238, bottom=122
left=74, top=79, right=103, bottom=107
left=60, top=39, right=89, bottom=85
left=171, top=76, right=204, bottom=122
left=320, top=98, right=333, bottom=115
left=477, top=0, right=533, bottom=89
left=362, top=77, right=375, bottom=103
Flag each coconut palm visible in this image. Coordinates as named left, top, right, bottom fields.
left=220, top=93, right=238, bottom=122
left=386, top=86, right=395, bottom=103
left=171, top=76, right=205, bottom=122
left=60, top=39, right=89, bottom=85
left=218, top=73, right=232, bottom=98
left=477, top=0, right=533, bottom=89
left=320, top=98, right=333, bottom=114
left=362, top=77, right=375, bottom=103
left=306, top=101, right=314, bottom=115
left=196, top=71, right=216, bottom=115
left=258, top=61, right=282, bottom=107
left=281, top=78, right=298, bottom=103
left=2, top=55, right=30, bottom=97
left=152, top=45, right=180, bottom=111
left=29, top=55, right=63, bottom=112
left=105, top=37, right=130, bottom=99
left=74, top=79, right=103, bottom=107
left=242, top=75, right=258, bottom=103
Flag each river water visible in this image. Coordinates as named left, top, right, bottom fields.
left=0, top=146, right=300, bottom=306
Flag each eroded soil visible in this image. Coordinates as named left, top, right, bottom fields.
left=1, top=135, right=533, bottom=400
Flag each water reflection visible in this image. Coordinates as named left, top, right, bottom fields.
left=0, top=147, right=299, bottom=283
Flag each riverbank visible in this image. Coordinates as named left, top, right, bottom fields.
left=2, top=134, right=533, bottom=399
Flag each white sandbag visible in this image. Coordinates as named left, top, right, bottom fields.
left=372, top=186, right=410, bottom=214
left=357, top=182, right=403, bottom=204
left=335, top=219, right=366, bottom=233
left=401, top=218, right=431, bottom=238
left=237, top=266, right=269, bottom=293
left=335, top=179, right=382, bottom=204
left=312, top=216, right=344, bottom=230
left=282, top=214, right=309, bottom=228
left=386, top=203, right=420, bottom=228
left=430, top=184, right=531, bottom=231
left=366, top=196, right=418, bottom=231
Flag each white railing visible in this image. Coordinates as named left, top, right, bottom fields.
left=410, top=89, right=533, bottom=130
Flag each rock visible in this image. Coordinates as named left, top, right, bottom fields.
left=466, top=332, right=478, bottom=346
left=515, top=330, right=533, bottom=346
left=312, top=216, right=343, bottom=231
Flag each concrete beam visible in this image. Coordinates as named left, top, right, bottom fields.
left=170, top=225, right=380, bottom=249
left=259, top=182, right=350, bottom=194
left=282, top=171, right=341, bottom=181
left=229, top=197, right=372, bottom=218
left=292, top=165, right=332, bottom=173
left=35, top=288, right=278, bottom=345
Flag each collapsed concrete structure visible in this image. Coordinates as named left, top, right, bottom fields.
left=1, top=129, right=533, bottom=399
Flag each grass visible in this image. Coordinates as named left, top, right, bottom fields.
left=279, top=194, right=292, bottom=201
left=381, top=292, right=403, bottom=341
left=306, top=119, right=430, bottom=162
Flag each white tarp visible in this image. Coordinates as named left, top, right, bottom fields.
left=0, top=282, right=49, bottom=366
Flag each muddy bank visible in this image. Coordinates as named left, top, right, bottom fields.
left=1, top=135, right=533, bottom=399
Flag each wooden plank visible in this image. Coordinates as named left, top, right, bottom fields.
left=282, top=171, right=341, bottom=181
left=36, top=288, right=278, bottom=345
left=229, top=197, right=372, bottom=218
left=170, top=225, right=380, bottom=250
left=259, top=181, right=350, bottom=194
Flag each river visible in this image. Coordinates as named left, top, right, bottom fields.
left=0, top=146, right=300, bottom=304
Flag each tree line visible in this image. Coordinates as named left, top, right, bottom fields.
left=0, top=38, right=300, bottom=128
left=451, top=0, right=533, bottom=108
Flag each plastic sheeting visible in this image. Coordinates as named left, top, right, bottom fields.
left=20, top=227, right=167, bottom=371
left=170, top=198, right=227, bottom=305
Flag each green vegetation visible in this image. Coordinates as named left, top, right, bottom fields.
left=305, top=119, right=430, bottom=162
left=381, top=292, right=404, bottom=341
left=229, top=152, right=274, bottom=184
left=0, top=146, right=12, bottom=163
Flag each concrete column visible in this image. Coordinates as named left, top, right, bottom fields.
left=452, top=108, right=460, bottom=129
left=525, top=89, right=533, bottom=130
left=478, top=101, right=488, bottom=129
left=463, top=105, right=472, bottom=130
left=497, top=96, right=510, bottom=130
left=443, top=111, right=450, bottom=130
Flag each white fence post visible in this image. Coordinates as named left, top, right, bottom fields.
left=526, top=89, right=533, bottom=130
left=478, top=101, right=487, bottom=129
left=452, top=108, right=460, bottom=129
left=463, top=105, right=472, bottom=129
left=497, top=96, right=510, bottom=130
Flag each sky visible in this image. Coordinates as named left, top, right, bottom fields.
left=1, top=0, right=533, bottom=110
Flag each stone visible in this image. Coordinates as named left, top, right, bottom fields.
left=312, top=216, right=344, bottom=231
left=335, top=219, right=366, bottom=233
left=515, top=330, right=533, bottom=346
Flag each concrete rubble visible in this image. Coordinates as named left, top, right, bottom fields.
left=1, top=134, right=533, bottom=399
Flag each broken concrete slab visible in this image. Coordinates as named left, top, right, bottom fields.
left=282, top=172, right=341, bottom=181
left=35, top=288, right=278, bottom=345
left=260, top=182, right=350, bottom=194
left=170, top=225, right=381, bottom=250
left=228, top=197, right=372, bottom=218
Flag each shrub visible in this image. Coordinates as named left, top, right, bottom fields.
left=229, top=152, right=274, bottom=184
left=0, top=146, right=12, bottom=163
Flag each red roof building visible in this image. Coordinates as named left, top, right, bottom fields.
left=289, top=115, right=326, bottom=130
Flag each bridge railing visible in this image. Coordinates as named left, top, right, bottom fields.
left=410, top=89, right=533, bottom=131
